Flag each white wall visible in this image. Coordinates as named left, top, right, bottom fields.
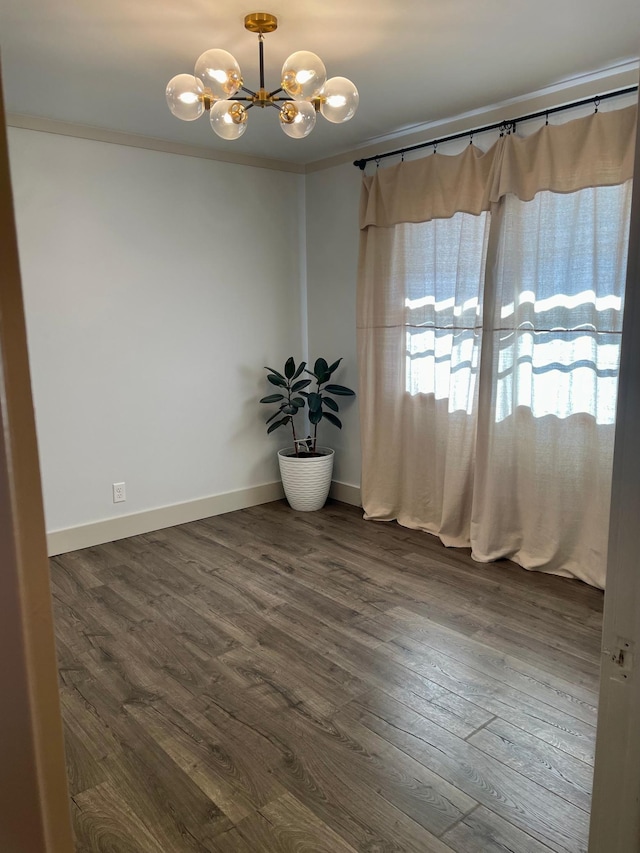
left=11, top=93, right=636, bottom=539
left=304, top=163, right=362, bottom=489
left=9, top=128, right=303, bottom=534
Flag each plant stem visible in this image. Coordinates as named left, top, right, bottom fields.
left=291, top=418, right=299, bottom=456
left=312, top=377, right=320, bottom=453
left=288, top=382, right=300, bottom=456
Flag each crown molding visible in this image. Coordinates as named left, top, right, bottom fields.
left=305, top=60, right=640, bottom=174
left=5, top=113, right=306, bottom=174
left=6, top=59, right=639, bottom=176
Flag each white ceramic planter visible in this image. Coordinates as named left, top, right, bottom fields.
left=277, top=447, right=334, bottom=511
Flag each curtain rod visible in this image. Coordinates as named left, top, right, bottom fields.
left=353, top=85, right=638, bottom=170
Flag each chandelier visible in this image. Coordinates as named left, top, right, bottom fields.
left=165, top=12, right=359, bottom=140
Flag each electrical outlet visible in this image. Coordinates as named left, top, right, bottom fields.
left=112, top=482, right=126, bottom=503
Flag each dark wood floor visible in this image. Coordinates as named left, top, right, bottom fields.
left=50, top=500, right=603, bottom=853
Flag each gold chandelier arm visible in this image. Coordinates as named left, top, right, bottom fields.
left=268, top=87, right=286, bottom=98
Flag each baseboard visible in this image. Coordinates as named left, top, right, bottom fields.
left=47, top=479, right=360, bottom=556
left=329, top=480, right=362, bottom=507
left=46, top=481, right=285, bottom=556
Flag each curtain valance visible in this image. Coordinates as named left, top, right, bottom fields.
left=360, top=104, right=637, bottom=229
left=360, top=144, right=498, bottom=228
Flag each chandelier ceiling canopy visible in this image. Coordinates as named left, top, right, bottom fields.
left=166, top=12, right=359, bottom=141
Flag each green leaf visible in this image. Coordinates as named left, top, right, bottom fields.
left=291, top=379, right=312, bottom=392
left=322, top=411, right=343, bottom=429
left=282, top=404, right=297, bottom=415
left=309, top=408, right=323, bottom=425
left=311, top=364, right=331, bottom=384
left=267, top=374, right=288, bottom=388
left=304, top=368, right=328, bottom=384
left=292, top=360, right=307, bottom=380
left=323, top=397, right=339, bottom=412
left=313, top=357, right=328, bottom=376
left=264, top=366, right=286, bottom=381
left=307, top=392, right=322, bottom=412
left=266, top=409, right=285, bottom=424
left=260, top=393, right=285, bottom=403
left=325, top=383, right=355, bottom=396
left=292, top=397, right=306, bottom=408
left=327, top=358, right=342, bottom=374
left=284, top=357, right=296, bottom=379
left=267, top=416, right=290, bottom=434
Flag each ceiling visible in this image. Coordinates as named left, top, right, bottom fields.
left=1, top=0, right=639, bottom=166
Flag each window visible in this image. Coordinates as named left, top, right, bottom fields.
left=404, top=211, right=489, bottom=415
left=403, top=185, right=632, bottom=426
left=494, top=185, right=631, bottom=425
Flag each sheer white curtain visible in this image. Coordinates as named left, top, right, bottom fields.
left=358, top=106, right=636, bottom=588
left=472, top=184, right=632, bottom=586
left=359, top=211, right=489, bottom=545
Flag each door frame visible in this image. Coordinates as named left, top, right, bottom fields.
left=0, top=66, right=74, bottom=852
left=588, top=88, right=640, bottom=851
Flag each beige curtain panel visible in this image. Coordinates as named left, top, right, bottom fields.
left=490, top=105, right=637, bottom=203
left=360, top=144, right=498, bottom=227
left=360, top=105, right=637, bottom=228
left=357, top=104, right=636, bottom=588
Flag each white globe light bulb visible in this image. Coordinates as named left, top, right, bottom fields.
left=210, top=100, right=248, bottom=140
left=281, top=51, right=326, bottom=100
left=166, top=74, right=205, bottom=121
left=195, top=49, right=242, bottom=100
left=319, top=77, right=359, bottom=123
left=280, top=100, right=317, bottom=139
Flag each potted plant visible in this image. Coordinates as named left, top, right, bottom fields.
left=260, top=356, right=355, bottom=511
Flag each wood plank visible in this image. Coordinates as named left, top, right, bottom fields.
left=264, top=602, right=496, bottom=738
left=344, top=690, right=589, bottom=852
left=275, top=501, right=601, bottom=619
left=59, top=684, right=122, bottom=763
left=378, top=680, right=496, bottom=739
left=72, top=782, right=167, bottom=853
left=264, top=713, right=461, bottom=853
left=472, top=623, right=600, bottom=693
left=219, top=613, right=368, bottom=710
left=182, top=659, right=463, bottom=853
left=50, top=501, right=599, bottom=852
left=124, top=699, right=287, bottom=824
left=243, top=689, right=480, bottom=838
left=233, top=793, right=361, bottom=852
left=71, top=684, right=234, bottom=849
left=210, top=827, right=255, bottom=852
left=379, top=606, right=599, bottom=720
left=62, top=721, right=107, bottom=797
left=468, top=717, right=593, bottom=812
left=50, top=553, right=103, bottom=597
left=384, top=635, right=597, bottom=764
left=442, top=806, right=556, bottom=853
left=185, top=514, right=396, bottom=618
